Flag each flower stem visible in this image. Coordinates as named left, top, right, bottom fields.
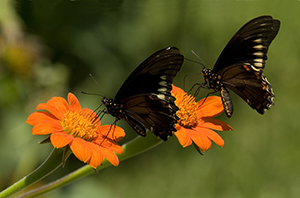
left=14, top=134, right=162, bottom=198
left=0, top=148, right=70, bottom=198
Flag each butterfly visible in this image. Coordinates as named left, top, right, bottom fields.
left=102, top=47, right=184, bottom=141
left=200, top=15, right=280, bottom=118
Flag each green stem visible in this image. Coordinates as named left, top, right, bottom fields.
left=0, top=148, right=70, bottom=198
left=1, top=134, right=162, bottom=198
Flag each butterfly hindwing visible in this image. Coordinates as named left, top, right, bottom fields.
left=221, top=63, right=274, bottom=114
left=123, top=94, right=179, bottom=141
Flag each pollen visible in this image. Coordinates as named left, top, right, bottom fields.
left=61, top=110, right=99, bottom=141
left=174, top=91, right=199, bottom=128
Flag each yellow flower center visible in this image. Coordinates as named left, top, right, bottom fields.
left=62, top=110, right=99, bottom=141
left=174, top=91, right=199, bottom=128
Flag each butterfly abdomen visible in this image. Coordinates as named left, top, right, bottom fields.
left=220, top=87, right=233, bottom=117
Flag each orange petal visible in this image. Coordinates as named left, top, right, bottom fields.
left=82, top=108, right=100, bottom=126
left=32, top=121, right=63, bottom=135
left=193, top=126, right=224, bottom=147
left=87, top=143, right=103, bottom=169
left=201, top=118, right=233, bottom=131
left=172, top=84, right=186, bottom=95
left=70, top=138, right=93, bottom=163
left=50, top=132, right=73, bottom=148
left=188, top=129, right=212, bottom=151
left=99, top=139, right=124, bottom=154
left=174, top=125, right=192, bottom=147
left=99, top=147, right=119, bottom=166
left=110, top=144, right=123, bottom=155
left=98, top=125, right=125, bottom=141
left=38, top=97, right=69, bottom=120
left=36, top=103, right=48, bottom=111
left=68, top=93, right=82, bottom=112
left=26, top=111, right=59, bottom=125
left=197, top=96, right=224, bottom=117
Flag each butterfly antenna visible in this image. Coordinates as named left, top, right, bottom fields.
left=81, top=91, right=104, bottom=97
left=87, top=73, right=106, bottom=97
left=183, top=50, right=208, bottom=93
left=184, top=57, right=203, bottom=65
left=191, top=50, right=206, bottom=69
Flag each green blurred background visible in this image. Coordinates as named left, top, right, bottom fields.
left=1, top=0, right=299, bottom=197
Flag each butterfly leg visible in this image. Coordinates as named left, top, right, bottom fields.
left=187, top=83, right=201, bottom=94
left=198, top=90, right=217, bottom=108
left=187, top=83, right=210, bottom=97
left=100, top=119, right=118, bottom=145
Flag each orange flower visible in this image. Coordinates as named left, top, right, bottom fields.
left=26, top=93, right=125, bottom=169
left=171, top=85, right=232, bottom=152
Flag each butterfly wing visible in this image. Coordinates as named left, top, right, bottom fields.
left=220, top=63, right=274, bottom=115
left=111, top=47, right=183, bottom=140
left=122, top=94, right=178, bottom=141
left=213, top=15, right=280, bottom=73
left=115, top=47, right=183, bottom=100
left=210, top=15, right=279, bottom=116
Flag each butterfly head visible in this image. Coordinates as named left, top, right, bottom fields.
left=201, top=68, right=223, bottom=91
left=201, top=67, right=209, bottom=75
left=102, top=97, right=124, bottom=119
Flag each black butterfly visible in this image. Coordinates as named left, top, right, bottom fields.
left=102, top=47, right=184, bottom=141
left=201, top=15, right=280, bottom=118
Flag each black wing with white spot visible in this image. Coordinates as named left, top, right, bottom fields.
left=103, top=47, right=183, bottom=141
left=115, top=47, right=183, bottom=101
left=213, top=15, right=280, bottom=73
left=201, top=16, right=280, bottom=117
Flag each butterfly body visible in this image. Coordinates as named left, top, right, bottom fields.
left=102, top=47, right=183, bottom=141
left=102, top=98, right=124, bottom=119
left=201, top=15, right=280, bottom=117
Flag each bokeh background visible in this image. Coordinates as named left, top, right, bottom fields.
left=1, top=0, right=299, bottom=197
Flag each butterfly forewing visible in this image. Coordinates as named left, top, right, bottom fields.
left=115, top=47, right=183, bottom=100
left=103, top=47, right=183, bottom=140
left=213, top=15, right=280, bottom=73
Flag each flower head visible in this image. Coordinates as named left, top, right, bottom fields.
left=26, top=92, right=125, bottom=169
left=172, top=85, right=232, bottom=152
